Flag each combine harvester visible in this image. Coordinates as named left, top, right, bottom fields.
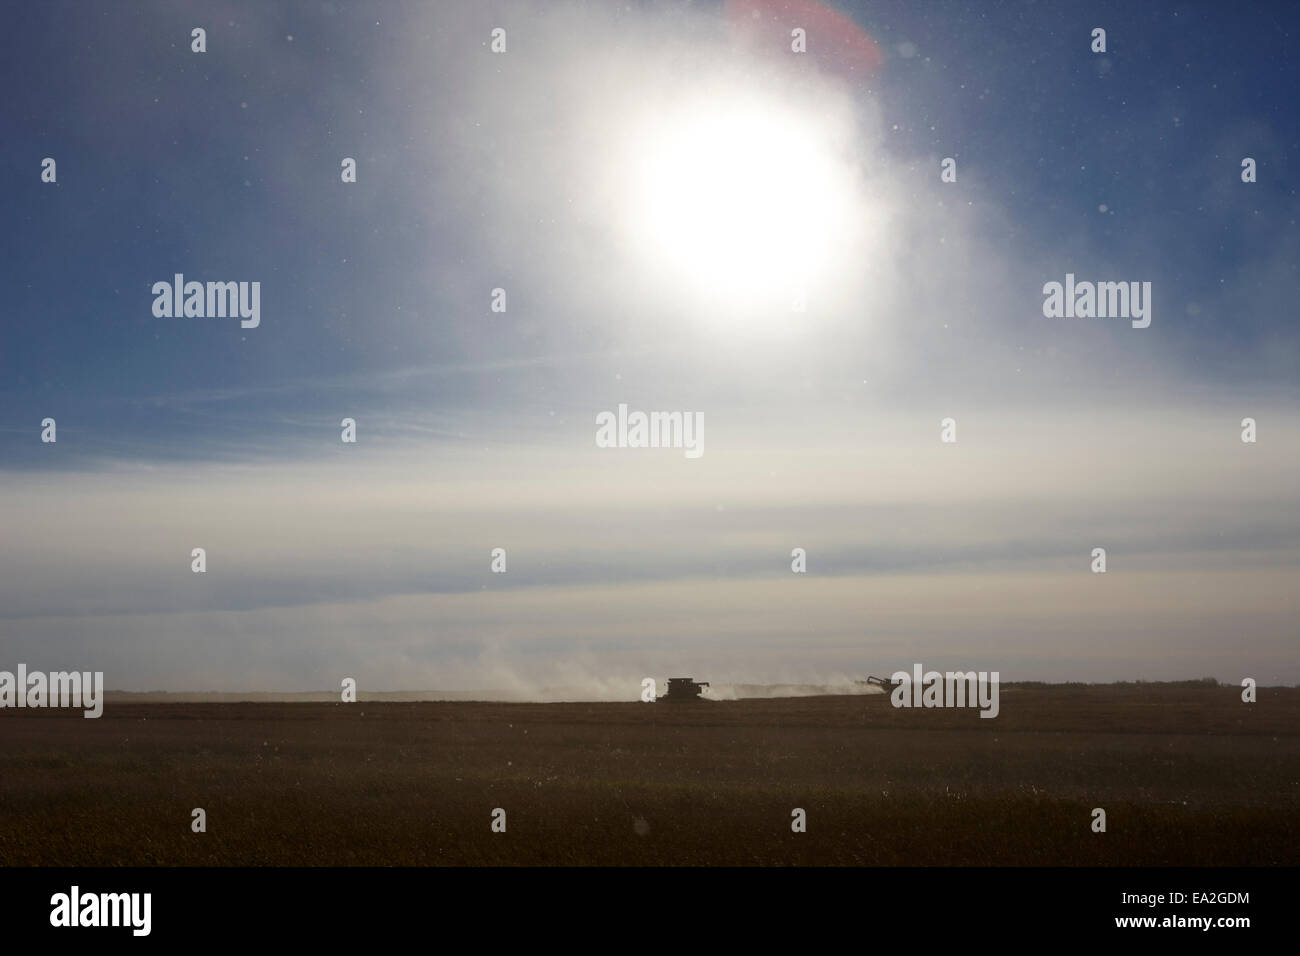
left=659, top=677, right=711, bottom=701
left=858, top=675, right=902, bottom=693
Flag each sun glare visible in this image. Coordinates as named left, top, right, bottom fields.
left=625, top=91, right=858, bottom=318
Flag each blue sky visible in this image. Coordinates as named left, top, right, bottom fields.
left=1, top=1, right=1297, bottom=692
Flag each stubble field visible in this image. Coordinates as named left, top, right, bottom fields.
left=2, top=683, right=1296, bottom=866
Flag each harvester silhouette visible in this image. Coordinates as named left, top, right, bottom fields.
left=858, top=675, right=902, bottom=692
left=659, top=677, right=710, bottom=701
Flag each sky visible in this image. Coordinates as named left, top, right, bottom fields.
left=1, top=0, right=1297, bottom=693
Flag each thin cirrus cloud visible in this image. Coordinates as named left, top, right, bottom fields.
left=2, top=403, right=1297, bottom=688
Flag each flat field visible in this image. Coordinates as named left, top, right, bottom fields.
left=2, top=684, right=1296, bottom=865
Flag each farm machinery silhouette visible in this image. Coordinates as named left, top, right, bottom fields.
left=858, top=675, right=903, bottom=693
left=658, top=677, right=711, bottom=701
left=653, top=674, right=904, bottom=701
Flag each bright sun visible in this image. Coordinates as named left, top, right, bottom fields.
left=625, top=92, right=857, bottom=317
